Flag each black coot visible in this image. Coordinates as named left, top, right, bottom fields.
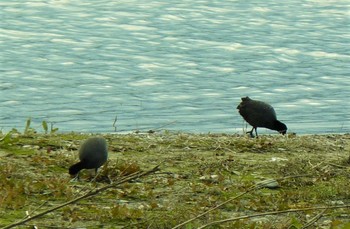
left=69, top=137, right=108, bottom=178
left=237, top=97, right=287, bottom=137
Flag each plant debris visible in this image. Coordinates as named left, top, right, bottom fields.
left=0, top=130, right=349, bottom=228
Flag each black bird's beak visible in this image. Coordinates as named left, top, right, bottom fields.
left=279, top=130, right=287, bottom=135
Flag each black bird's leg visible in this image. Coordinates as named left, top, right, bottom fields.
left=246, top=127, right=258, bottom=138
left=91, top=168, right=98, bottom=182
left=246, top=127, right=256, bottom=138
left=254, top=127, right=258, bottom=138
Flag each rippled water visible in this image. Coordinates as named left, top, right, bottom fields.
left=1, top=0, right=349, bottom=134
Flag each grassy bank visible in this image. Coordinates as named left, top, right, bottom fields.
left=0, top=130, right=349, bottom=228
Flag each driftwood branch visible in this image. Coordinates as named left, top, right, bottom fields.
left=301, top=208, right=328, bottom=229
left=172, top=174, right=313, bottom=229
left=2, top=165, right=160, bottom=229
left=198, top=205, right=349, bottom=229
left=172, top=184, right=257, bottom=229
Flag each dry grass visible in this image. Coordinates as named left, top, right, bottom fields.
left=0, top=130, right=349, bottom=228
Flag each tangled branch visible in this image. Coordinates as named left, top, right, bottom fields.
left=2, top=165, right=160, bottom=229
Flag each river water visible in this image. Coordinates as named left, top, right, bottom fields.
left=1, top=0, right=349, bottom=134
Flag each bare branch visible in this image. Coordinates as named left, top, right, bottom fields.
left=301, top=208, right=328, bottom=229
left=2, top=165, right=160, bottom=229
left=172, top=174, right=313, bottom=229
left=198, top=205, right=349, bottom=229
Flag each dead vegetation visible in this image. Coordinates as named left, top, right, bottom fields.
left=0, top=130, right=349, bottom=228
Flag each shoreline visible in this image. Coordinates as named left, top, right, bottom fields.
left=1, top=131, right=349, bottom=228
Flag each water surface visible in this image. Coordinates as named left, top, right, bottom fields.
left=1, top=0, right=349, bottom=134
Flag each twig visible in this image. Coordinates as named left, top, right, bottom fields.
left=21, top=201, right=48, bottom=221
left=2, top=165, right=160, bottom=229
left=301, top=208, right=328, bottom=229
left=198, top=205, right=349, bottom=229
left=328, top=162, right=347, bottom=169
left=172, top=174, right=312, bottom=229
left=113, top=115, right=118, bottom=132
left=171, top=181, right=262, bottom=229
left=151, top=120, right=177, bottom=132
left=133, top=120, right=177, bottom=133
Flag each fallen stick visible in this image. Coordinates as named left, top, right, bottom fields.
left=172, top=174, right=312, bottom=229
left=2, top=165, right=160, bottom=229
left=198, top=205, right=350, bottom=229
left=301, top=208, right=328, bottom=229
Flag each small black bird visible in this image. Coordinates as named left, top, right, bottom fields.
left=237, top=97, right=287, bottom=137
left=69, top=137, right=108, bottom=178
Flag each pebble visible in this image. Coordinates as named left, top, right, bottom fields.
left=256, top=179, right=280, bottom=189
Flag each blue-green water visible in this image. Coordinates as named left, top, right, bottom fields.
left=1, top=0, right=349, bottom=134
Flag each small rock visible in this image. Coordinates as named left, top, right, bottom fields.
left=270, top=157, right=288, bottom=162
left=210, top=175, right=219, bottom=180
left=232, top=170, right=241, bottom=176
left=256, top=179, right=280, bottom=189
left=199, top=176, right=206, bottom=180
left=199, top=174, right=219, bottom=183
left=330, top=200, right=344, bottom=205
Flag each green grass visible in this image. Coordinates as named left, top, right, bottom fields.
left=0, top=130, right=349, bottom=228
